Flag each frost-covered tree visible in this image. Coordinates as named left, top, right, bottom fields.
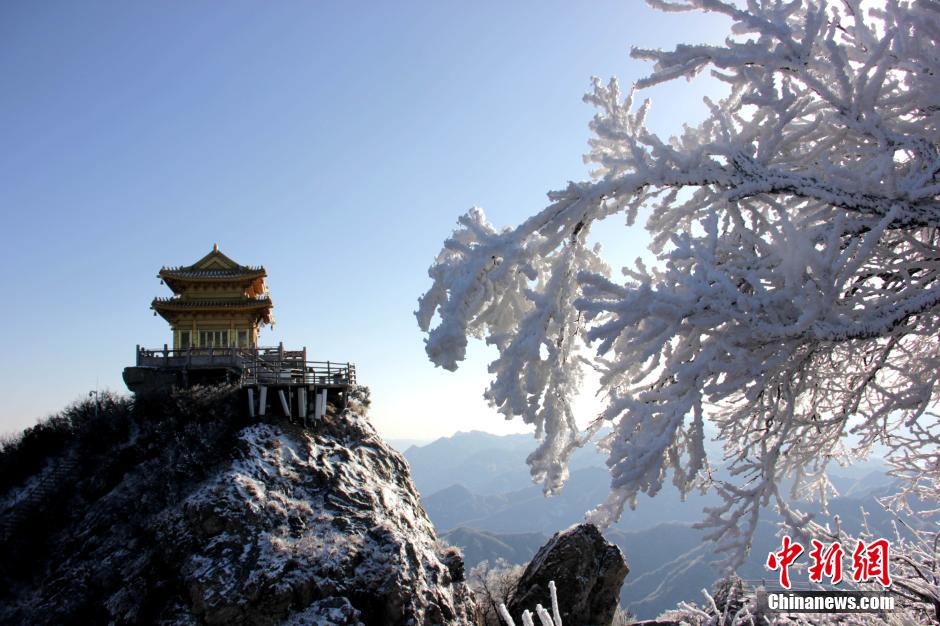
left=417, top=0, right=939, bottom=585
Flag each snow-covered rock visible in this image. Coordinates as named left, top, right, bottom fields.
left=168, top=416, right=475, bottom=625
left=507, top=523, right=627, bottom=626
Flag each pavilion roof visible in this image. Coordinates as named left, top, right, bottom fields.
left=158, top=245, right=267, bottom=292
left=159, top=267, right=266, bottom=280
left=151, top=295, right=274, bottom=323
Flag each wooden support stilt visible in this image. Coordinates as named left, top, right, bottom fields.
left=298, top=388, right=307, bottom=427
left=278, top=389, right=291, bottom=421
left=315, top=389, right=328, bottom=421
left=259, top=386, right=268, bottom=416
left=248, top=388, right=256, bottom=418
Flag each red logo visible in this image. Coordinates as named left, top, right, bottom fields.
left=766, top=535, right=804, bottom=589
left=766, top=537, right=892, bottom=588
left=808, top=539, right=845, bottom=584
left=851, top=539, right=892, bottom=587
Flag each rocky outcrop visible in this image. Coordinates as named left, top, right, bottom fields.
left=507, top=523, right=627, bottom=626
left=169, top=416, right=475, bottom=624
left=0, top=386, right=475, bottom=625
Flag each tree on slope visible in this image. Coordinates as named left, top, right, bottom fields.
left=417, top=0, right=939, bottom=598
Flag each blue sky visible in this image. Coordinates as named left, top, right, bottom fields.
left=0, top=1, right=730, bottom=440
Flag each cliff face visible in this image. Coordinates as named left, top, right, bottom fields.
left=0, top=387, right=475, bottom=625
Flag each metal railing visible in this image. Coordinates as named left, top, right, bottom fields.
left=135, top=344, right=356, bottom=387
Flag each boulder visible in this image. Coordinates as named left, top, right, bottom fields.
left=508, top=523, right=627, bottom=626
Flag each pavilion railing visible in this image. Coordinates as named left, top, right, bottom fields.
left=135, top=344, right=356, bottom=386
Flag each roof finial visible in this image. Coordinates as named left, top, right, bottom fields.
left=213, top=243, right=219, bottom=252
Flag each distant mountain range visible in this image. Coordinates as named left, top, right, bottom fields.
left=420, top=466, right=723, bottom=535
left=404, top=430, right=898, bottom=619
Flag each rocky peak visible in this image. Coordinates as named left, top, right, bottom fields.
left=0, top=386, right=475, bottom=625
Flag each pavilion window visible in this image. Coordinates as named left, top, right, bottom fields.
left=199, top=330, right=230, bottom=347
left=238, top=330, right=248, bottom=348
left=179, top=331, right=191, bottom=349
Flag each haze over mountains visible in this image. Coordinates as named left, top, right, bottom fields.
left=401, top=431, right=897, bottom=619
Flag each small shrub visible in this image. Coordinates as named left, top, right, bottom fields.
left=347, top=385, right=371, bottom=413
left=609, top=605, right=632, bottom=626
left=469, top=559, right=525, bottom=626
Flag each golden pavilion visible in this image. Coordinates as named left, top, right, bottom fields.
left=124, top=245, right=355, bottom=422
left=152, top=244, right=274, bottom=350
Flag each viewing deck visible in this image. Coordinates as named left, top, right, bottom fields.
left=134, top=344, right=356, bottom=388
